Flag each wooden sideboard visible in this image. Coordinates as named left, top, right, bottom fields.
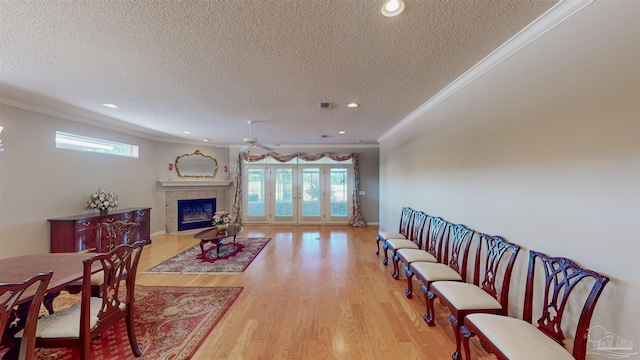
left=48, top=207, right=151, bottom=253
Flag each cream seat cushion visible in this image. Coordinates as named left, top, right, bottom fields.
left=16, top=297, right=104, bottom=339
left=465, top=313, right=574, bottom=360
left=385, top=238, right=419, bottom=251
left=411, top=262, right=462, bottom=282
left=378, top=231, right=405, bottom=240
left=431, top=281, right=501, bottom=310
left=396, top=248, right=437, bottom=263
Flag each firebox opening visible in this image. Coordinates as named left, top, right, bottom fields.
left=177, top=198, right=216, bottom=231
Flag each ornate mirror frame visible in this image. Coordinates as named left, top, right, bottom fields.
left=175, top=150, right=219, bottom=178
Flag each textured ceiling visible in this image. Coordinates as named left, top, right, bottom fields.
left=0, top=0, right=557, bottom=147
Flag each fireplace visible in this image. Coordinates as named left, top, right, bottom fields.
left=177, top=198, right=216, bottom=231
left=163, top=188, right=228, bottom=234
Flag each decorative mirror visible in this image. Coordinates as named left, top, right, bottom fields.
left=175, top=150, right=218, bottom=178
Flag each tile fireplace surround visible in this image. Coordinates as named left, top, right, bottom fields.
left=164, top=188, right=229, bottom=234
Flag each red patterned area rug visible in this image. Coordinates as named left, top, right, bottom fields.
left=1, top=286, right=242, bottom=360
left=143, top=237, right=271, bottom=274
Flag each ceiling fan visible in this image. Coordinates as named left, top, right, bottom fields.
left=240, top=120, right=275, bottom=152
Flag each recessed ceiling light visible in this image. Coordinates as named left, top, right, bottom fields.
left=338, top=131, right=347, bottom=135
left=102, top=103, right=118, bottom=109
left=381, top=0, right=405, bottom=17
left=184, top=131, right=191, bottom=135
left=203, top=139, right=209, bottom=142
left=347, top=103, right=359, bottom=108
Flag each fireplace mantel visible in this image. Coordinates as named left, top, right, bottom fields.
left=158, top=180, right=232, bottom=187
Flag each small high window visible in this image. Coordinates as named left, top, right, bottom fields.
left=55, top=131, right=139, bottom=158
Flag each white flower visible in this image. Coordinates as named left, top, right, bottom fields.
left=85, top=188, right=119, bottom=211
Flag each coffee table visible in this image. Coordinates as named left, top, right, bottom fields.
left=193, top=225, right=244, bottom=258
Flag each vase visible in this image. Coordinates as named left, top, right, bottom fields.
left=100, top=208, right=108, bottom=215
left=216, top=224, right=228, bottom=232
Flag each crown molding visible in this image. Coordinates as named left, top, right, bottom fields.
left=377, top=0, right=594, bottom=144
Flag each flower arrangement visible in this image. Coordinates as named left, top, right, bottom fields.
left=85, top=187, right=118, bottom=212
left=212, top=210, right=231, bottom=226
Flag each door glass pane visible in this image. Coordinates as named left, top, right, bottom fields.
left=247, top=168, right=265, bottom=217
left=275, top=168, right=293, bottom=217
left=330, top=168, right=348, bottom=216
left=302, top=168, right=320, bottom=216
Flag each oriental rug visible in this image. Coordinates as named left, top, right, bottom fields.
left=4, top=286, right=242, bottom=360
left=143, top=237, right=271, bottom=274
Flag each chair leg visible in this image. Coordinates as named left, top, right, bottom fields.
left=422, top=283, right=433, bottom=326
left=375, top=236, right=381, bottom=255
left=450, top=314, right=463, bottom=360
left=422, top=285, right=436, bottom=326
left=460, top=325, right=475, bottom=360
left=126, top=312, right=142, bottom=357
left=80, top=337, right=91, bottom=360
left=405, top=267, right=414, bottom=298
left=381, top=242, right=389, bottom=265
left=391, top=254, right=400, bottom=279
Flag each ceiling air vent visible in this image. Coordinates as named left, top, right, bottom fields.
left=318, top=102, right=332, bottom=109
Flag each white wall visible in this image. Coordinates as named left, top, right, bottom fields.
left=0, top=104, right=159, bottom=256
left=379, top=1, right=638, bottom=356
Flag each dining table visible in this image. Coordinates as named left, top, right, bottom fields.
left=0, top=252, right=98, bottom=300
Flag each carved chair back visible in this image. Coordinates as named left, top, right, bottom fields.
left=0, top=271, right=52, bottom=360
left=424, top=216, right=448, bottom=262
left=81, top=241, right=145, bottom=355
left=523, top=250, right=609, bottom=360
left=398, top=207, right=414, bottom=238
left=441, top=223, right=475, bottom=282
left=406, top=211, right=428, bottom=247
left=472, top=234, right=520, bottom=314
left=96, top=221, right=140, bottom=253
left=34, top=242, right=146, bottom=359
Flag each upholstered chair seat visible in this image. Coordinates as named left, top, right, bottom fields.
left=396, top=248, right=437, bottom=264
left=430, top=282, right=501, bottom=310
left=385, top=238, right=419, bottom=252
left=464, top=314, right=575, bottom=360
left=378, top=231, right=405, bottom=240
left=17, top=298, right=106, bottom=339
left=410, top=262, right=463, bottom=282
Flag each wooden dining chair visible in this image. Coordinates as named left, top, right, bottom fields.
left=43, top=221, right=143, bottom=314
left=429, top=234, right=520, bottom=359
left=392, top=216, right=449, bottom=280
left=382, top=210, right=428, bottom=267
left=376, top=207, right=413, bottom=256
left=1, top=271, right=53, bottom=360
left=22, top=241, right=146, bottom=359
left=460, top=250, right=609, bottom=360
left=95, top=221, right=141, bottom=252
left=405, top=223, right=475, bottom=324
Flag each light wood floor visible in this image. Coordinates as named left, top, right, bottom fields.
left=136, top=225, right=493, bottom=360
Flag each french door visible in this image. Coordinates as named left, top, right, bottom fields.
left=244, top=164, right=352, bottom=224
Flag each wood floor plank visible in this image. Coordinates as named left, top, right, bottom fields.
left=136, top=225, right=494, bottom=359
